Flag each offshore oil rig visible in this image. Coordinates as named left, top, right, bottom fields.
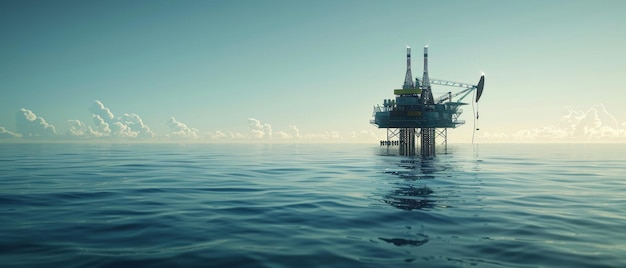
left=371, top=46, right=485, bottom=157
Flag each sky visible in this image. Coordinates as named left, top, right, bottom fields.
left=1, top=0, right=626, bottom=143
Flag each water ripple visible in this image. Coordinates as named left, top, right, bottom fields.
left=1, top=143, right=626, bottom=267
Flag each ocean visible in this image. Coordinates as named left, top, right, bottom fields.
left=1, top=143, right=625, bottom=267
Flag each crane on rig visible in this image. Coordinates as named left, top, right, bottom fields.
left=371, top=46, right=485, bottom=157
left=432, top=76, right=485, bottom=104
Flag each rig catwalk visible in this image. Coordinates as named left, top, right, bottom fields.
left=371, top=46, right=485, bottom=157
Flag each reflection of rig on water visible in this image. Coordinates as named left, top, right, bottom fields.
left=383, top=184, right=435, bottom=211
left=381, top=158, right=442, bottom=211
left=371, top=46, right=484, bottom=157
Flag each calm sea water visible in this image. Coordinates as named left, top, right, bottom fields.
left=1, top=143, right=625, bottom=267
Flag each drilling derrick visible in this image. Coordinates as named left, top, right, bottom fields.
left=371, top=46, right=485, bottom=157
left=403, top=47, right=415, bottom=89
left=420, top=46, right=435, bottom=156
left=400, top=47, right=416, bottom=156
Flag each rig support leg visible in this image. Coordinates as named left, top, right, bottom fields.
left=420, top=127, right=436, bottom=157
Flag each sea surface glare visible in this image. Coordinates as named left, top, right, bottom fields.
left=1, top=143, right=625, bottom=267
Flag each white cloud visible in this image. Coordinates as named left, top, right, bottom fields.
left=166, top=117, right=199, bottom=139
left=302, top=130, right=342, bottom=140
left=207, top=130, right=228, bottom=139
left=0, top=126, right=21, bottom=138
left=22, top=109, right=36, bottom=121
left=477, top=131, right=510, bottom=141
left=15, top=108, right=56, bottom=137
left=89, top=114, right=112, bottom=137
left=244, top=119, right=347, bottom=142
left=120, top=113, right=155, bottom=138
left=67, top=120, right=88, bottom=137
left=8, top=103, right=364, bottom=143
left=248, top=118, right=272, bottom=139
left=275, top=131, right=292, bottom=139
left=350, top=129, right=382, bottom=141
left=229, top=131, right=246, bottom=139
left=6, top=102, right=381, bottom=143
left=89, top=100, right=114, bottom=121
left=479, top=104, right=626, bottom=142
left=112, top=121, right=137, bottom=138
left=65, top=101, right=156, bottom=139
left=206, top=130, right=246, bottom=140
left=21, top=101, right=622, bottom=144
left=289, top=125, right=301, bottom=138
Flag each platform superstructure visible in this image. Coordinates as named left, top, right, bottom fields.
left=371, top=46, right=485, bottom=157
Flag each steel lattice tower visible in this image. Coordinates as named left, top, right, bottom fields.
left=420, top=46, right=436, bottom=157
left=403, top=47, right=415, bottom=90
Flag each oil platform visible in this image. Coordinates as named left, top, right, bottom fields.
left=371, top=46, right=484, bottom=157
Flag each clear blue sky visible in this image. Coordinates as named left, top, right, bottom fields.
left=1, top=0, right=625, bottom=142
